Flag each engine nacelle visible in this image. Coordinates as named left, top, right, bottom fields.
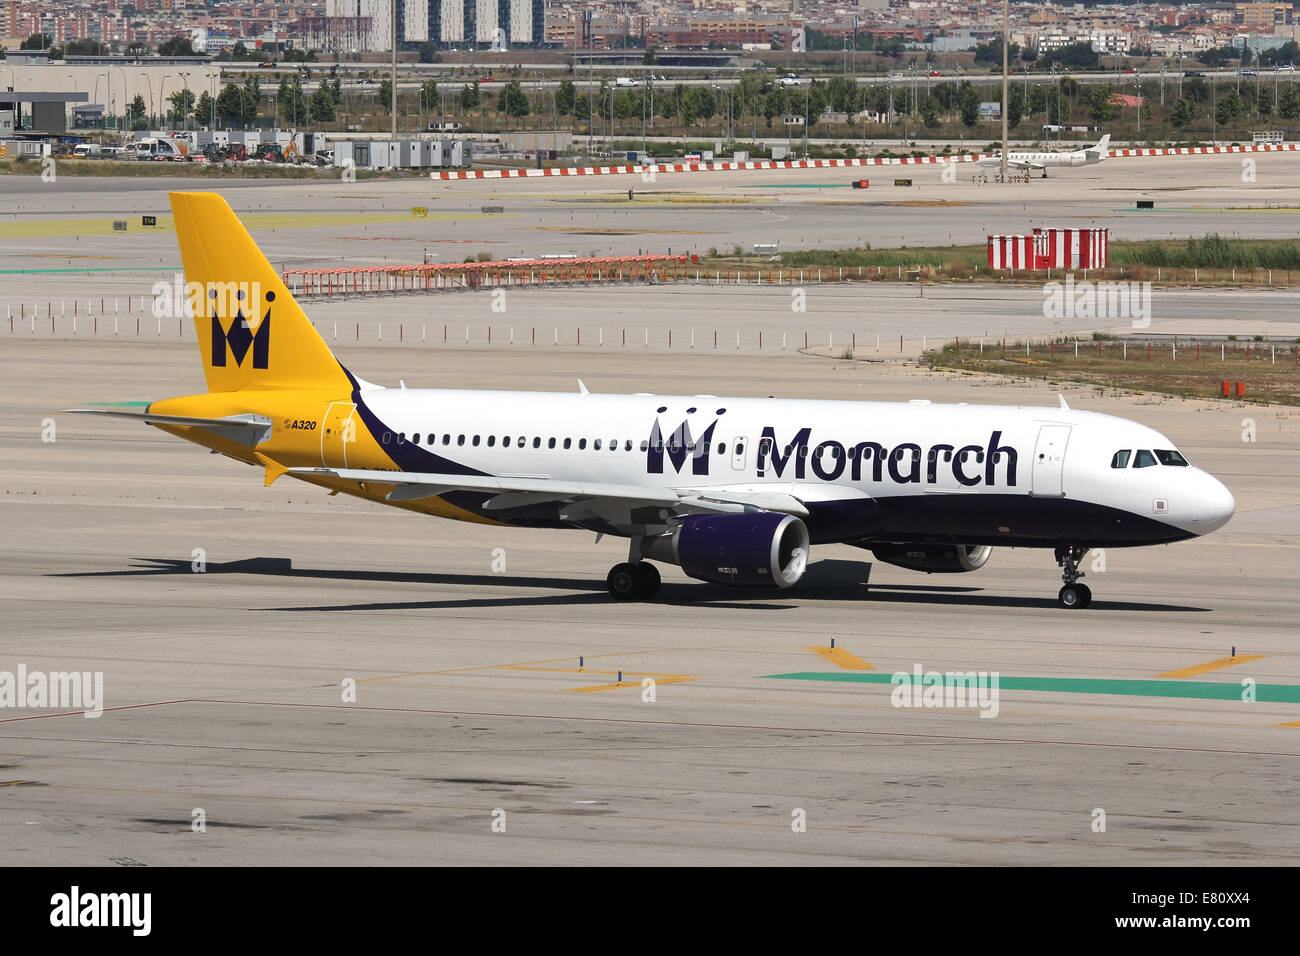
left=642, top=513, right=810, bottom=589
left=870, top=543, right=992, bottom=574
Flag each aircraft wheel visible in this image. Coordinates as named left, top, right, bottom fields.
left=1058, top=584, right=1086, bottom=609
left=637, top=563, right=661, bottom=600
left=1075, top=583, right=1092, bottom=609
left=607, top=563, right=640, bottom=601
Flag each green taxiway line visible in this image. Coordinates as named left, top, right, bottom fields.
left=763, top=672, right=1300, bottom=703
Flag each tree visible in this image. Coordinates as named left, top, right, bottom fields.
left=958, top=82, right=980, bottom=127
left=1007, top=85, right=1025, bottom=128
left=1028, top=83, right=1047, bottom=117
left=974, top=38, right=1020, bottom=66
left=216, top=83, right=244, bottom=127
left=278, top=77, right=307, bottom=126
left=419, top=79, right=438, bottom=113
left=309, top=85, right=335, bottom=123
left=1087, top=84, right=1118, bottom=124
left=1216, top=89, right=1243, bottom=126
left=555, top=78, right=576, bottom=116
left=379, top=78, right=392, bottom=110
left=168, top=88, right=194, bottom=123
left=193, top=91, right=215, bottom=126
left=501, top=80, right=530, bottom=118
left=129, top=94, right=147, bottom=122
left=643, top=46, right=658, bottom=66
left=1279, top=84, right=1300, bottom=119
left=157, top=36, right=194, bottom=56
left=459, top=82, right=479, bottom=112
left=1170, top=97, right=1194, bottom=128
left=919, top=95, right=939, bottom=128
left=232, top=41, right=250, bottom=61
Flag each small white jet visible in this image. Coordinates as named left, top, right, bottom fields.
left=978, top=134, right=1110, bottom=177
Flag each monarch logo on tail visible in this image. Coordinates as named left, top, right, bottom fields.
left=211, top=289, right=274, bottom=369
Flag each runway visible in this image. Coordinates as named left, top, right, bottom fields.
left=2, top=340, right=1297, bottom=864
left=5, top=149, right=1300, bottom=310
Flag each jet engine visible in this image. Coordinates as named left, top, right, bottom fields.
left=870, top=543, right=992, bottom=574
left=642, top=513, right=810, bottom=589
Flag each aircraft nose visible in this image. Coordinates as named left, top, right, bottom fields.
left=1181, top=471, right=1235, bottom=535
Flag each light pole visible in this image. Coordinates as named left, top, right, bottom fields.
left=1000, top=0, right=1008, bottom=184
left=390, top=0, right=397, bottom=140
left=180, top=71, right=192, bottom=131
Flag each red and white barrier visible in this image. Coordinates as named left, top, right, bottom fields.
left=429, top=142, right=1299, bottom=180
left=987, top=234, right=1037, bottom=270
left=431, top=154, right=991, bottom=180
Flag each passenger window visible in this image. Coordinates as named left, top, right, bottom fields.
left=412, top=433, right=421, bottom=445
left=563, top=438, right=572, bottom=450
left=382, top=432, right=390, bottom=444
left=547, top=438, right=556, bottom=449
left=717, top=442, right=726, bottom=455
left=442, top=435, right=450, bottom=445
left=502, top=437, right=510, bottom=448
left=398, top=432, right=406, bottom=444
left=594, top=439, right=602, bottom=450
left=640, top=440, right=649, bottom=452
left=486, top=435, right=495, bottom=447
left=472, top=435, right=480, bottom=447
left=1155, top=449, right=1189, bottom=466
left=579, top=439, right=587, bottom=450
left=1111, top=450, right=1132, bottom=468
left=533, top=438, right=541, bottom=449
left=1134, top=449, right=1157, bottom=468
left=735, top=442, right=744, bottom=455
left=457, top=435, right=465, bottom=446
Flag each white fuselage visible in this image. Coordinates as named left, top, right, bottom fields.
left=348, top=387, right=1234, bottom=547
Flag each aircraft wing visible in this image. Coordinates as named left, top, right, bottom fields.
left=1007, top=159, right=1041, bottom=171
left=288, top=466, right=815, bottom=527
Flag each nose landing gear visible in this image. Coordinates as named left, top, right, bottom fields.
left=1055, top=545, right=1092, bottom=609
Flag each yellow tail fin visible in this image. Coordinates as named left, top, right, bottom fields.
left=170, top=191, right=350, bottom=394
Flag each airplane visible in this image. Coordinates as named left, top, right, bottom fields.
left=976, top=134, right=1110, bottom=177
left=68, top=192, right=1234, bottom=610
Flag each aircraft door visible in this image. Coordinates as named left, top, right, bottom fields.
left=321, top=401, right=357, bottom=467
left=1030, top=424, right=1071, bottom=497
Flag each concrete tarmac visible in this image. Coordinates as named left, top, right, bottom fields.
left=2, top=340, right=1297, bottom=865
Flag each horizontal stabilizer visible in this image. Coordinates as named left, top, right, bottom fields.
left=64, top=409, right=272, bottom=446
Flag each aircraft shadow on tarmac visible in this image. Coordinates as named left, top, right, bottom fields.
left=53, top=556, right=1212, bottom=613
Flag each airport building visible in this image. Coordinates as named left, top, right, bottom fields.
left=322, top=0, right=543, bottom=50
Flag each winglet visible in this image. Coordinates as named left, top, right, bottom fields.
left=1058, top=393, right=1070, bottom=411
left=255, top=452, right=291, bottom=487
left=577, top=379, right=589, bottom=396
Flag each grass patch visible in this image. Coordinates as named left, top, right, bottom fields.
left=924, top=338, right=1300, bottom=405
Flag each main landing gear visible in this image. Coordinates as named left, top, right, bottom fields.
left=606, top=536, right=661, bottom=601
left=1055, top=545, right=1092, bottom=609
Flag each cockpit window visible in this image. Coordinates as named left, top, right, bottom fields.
left=1154, top=449, right=1189, bottom=466
left=1110, top=450, right=1132, bottom=469
left=1134, top=449, right=1157, bottom=468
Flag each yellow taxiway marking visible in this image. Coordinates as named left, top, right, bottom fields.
left=501, top=665, right=696, bottom=693
left=1159, top=655, right=1265, bottom=679
left=359, top=660, right=695, bottom=693
left=808, top=646, right=875, bottom=670
left=1273, top=720, right=1300, bottom=728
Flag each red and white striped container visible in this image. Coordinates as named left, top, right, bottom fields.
left=987, top=228, right=1108, bottom=270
